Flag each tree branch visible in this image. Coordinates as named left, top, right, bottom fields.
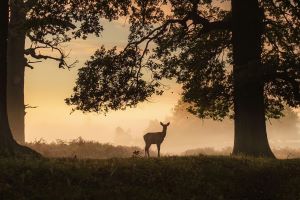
left=265, top=70, right=300, bottom=102
left=276, top=72, right=300, bottom=101
left=118, top=8, right=231, bottom=96
left=25, top=35, right=77, bottom=69
left=126, top=12, right=231, bottom=49
left=25, top=17, right=76, bottom=30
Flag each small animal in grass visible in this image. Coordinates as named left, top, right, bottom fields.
left=143, top=122, right=170, bottom=157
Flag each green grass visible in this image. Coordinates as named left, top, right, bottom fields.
left=0, top=156, right=300, bottom=200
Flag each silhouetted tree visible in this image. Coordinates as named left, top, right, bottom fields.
left=0, top=0, right=40, bottom=157
left=67, top=0, right=300, bottom=157
left=8, top=0, right=130, bottom=143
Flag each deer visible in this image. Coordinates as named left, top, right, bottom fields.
left=143, top=122, right=170, bottom=157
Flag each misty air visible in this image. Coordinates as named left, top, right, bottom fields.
left=0, top=0, right=299, bottom=199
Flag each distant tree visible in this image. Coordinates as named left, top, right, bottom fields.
left=8, top=0, right=130, bottom=143
left=67, top=0, right=300, bottom=157
left=0, top=0, right=39, bottom=156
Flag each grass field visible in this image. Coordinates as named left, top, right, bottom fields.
left=25, top=138, right=300, bottom=159
left=0, top=156, right=300, bottom=200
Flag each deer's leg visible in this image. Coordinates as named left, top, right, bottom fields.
left=157, top=144, right=161, bottom=157
left=147, top=144, right=151, bottom=157
left=145, top=143, right=151, bottom=157
left=147, top=148, right=150, bottom=157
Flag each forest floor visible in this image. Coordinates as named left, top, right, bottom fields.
left=0, top=156, right=300, bottom=200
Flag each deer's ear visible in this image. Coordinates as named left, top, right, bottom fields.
left=160, top=122, right=163, bottom=126
left=167, top=122, right=170, bottom=126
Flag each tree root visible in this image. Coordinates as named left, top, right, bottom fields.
left=0, top=141, right=42, bottom=158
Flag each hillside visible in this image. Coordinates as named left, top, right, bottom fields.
left=0, top=156, right=300, bottom=200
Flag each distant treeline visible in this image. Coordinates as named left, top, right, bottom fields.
left=26, top=137, right=300, bottom=159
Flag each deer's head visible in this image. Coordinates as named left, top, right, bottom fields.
left=160, top=122, right=170, bottom=132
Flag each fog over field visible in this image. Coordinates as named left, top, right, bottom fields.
left=113, top=101, right=300, bottom=154
left=22, top=5, right=299, bottom=155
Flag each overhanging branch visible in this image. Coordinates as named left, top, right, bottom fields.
left=265, top=70, right=300, bottom=102
left=25, top=35, right=77, bottom=69
left=25, top=17, right=76, bottom=30
left=127, top=13, right=231, bottom=48
left=276, top=72, right=300, bottom=101
left=119, top=6, right=231, bottom=95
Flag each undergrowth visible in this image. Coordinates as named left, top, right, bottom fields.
left=0, top=156, right=300, bottom=200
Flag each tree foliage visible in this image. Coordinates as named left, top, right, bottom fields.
left=7, top=0, right=132, bottom=143
left=19, top=0, right=131, bottom=68
left=67, top=0, right=299, bottom=120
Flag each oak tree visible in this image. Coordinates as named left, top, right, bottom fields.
left=0, top=0, right=40, bottom=156
left=8, top=0, right=130, bottom=142
left=67, top=0, right=300, bottom=157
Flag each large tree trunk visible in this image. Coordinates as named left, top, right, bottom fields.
left=7, top=0, right=26, bottom=144
left=0, top=0, right=40, bottom=157
left=231, top=0, right=274, bottom=157
left=0, top=0, right=15, bottom=151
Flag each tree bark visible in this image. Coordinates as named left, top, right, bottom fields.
left=231, top=0, right=275, bottom=157
left=7, top=0, right=26, bottom=144
left=0, top=0, right=14, bottom=149
left=0, top=0, right=40, bottom=157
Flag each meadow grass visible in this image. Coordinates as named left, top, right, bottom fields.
left=0, top=155, right=300, bottom=200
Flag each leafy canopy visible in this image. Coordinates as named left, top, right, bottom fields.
left=66, top=0, right=300, bottom=120
left=15, top=0, right=130, bottom=68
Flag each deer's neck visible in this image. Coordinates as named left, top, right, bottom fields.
left=162, top=128, right=167, bottom=137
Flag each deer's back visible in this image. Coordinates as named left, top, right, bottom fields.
left=144, top=132, right=165, bottom=144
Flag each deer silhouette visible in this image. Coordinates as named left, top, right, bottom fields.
left=143, top=122, right=170, bottom=157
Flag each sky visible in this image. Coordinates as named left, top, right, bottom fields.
left=25, top=19, right=182, bottom=144
left=24, top=9, right=300, bottom=154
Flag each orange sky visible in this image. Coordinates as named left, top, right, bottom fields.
left=24, top=8, right=300, bottom=153
left=25, top=19, right=182, bottom=144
